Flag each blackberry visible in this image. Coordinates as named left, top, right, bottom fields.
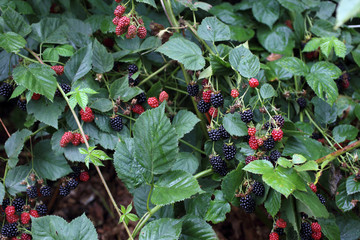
left=301, top=212, right=308, bottom=219
left=40, top=185, right=52, bottom=197
left=263, top=122, right=273, bottom=130
left=297, top=97, right=307, bottom=110
left=2, top=198, right=10, bottom=211
left=55, top=83, right=71, bottom=97
left=187, top=83, right=199, bottom=96
left=59, top=185, right=70, bottom=197
left=223, top=143, right=236, bottom=160
left=67, top=178, right=79, bottom=190
left=240, top=195, right=255, bottom=213
left=36, top=204, right=47, bottom=216
left=110, top=116, right=123, bottom=132
left=245, top=156, right=257, bottom=165
left=208, top=128, right=221, bottom=141
left=240, top=109, right=253, bottom=123
left=274, top=227, right=284, bottom=236
left=17, top=98, right=26, bottom=111
left=0, top=83, right=13, bottom=99
left=1, top=223, right=18, bottom=237
left=210, top=156, right=228, bottom=176
left=263, top=136, right=275, bottom=151
left=270, top=150, right=281, bottom=162
left=197, top=99, right=210, bottom=113
left=128, top=64, right=138, bottom=74
left=70, top=166, right=81, bottom=178
left=128, top=74, right=140, bottom=87
left=135, top=92, right=146, bottom=104
left=273, top=115, right=284, bottom=128
left=300, top=222, right=312, bottom=240
left=210, top=92, right=224, bottom=108
left=311, top=132, right=322, bottom=140
left=12, top=197, right=25, bottom=212
left=26, top=185, right=38, bottom=198
left=252, top=181, right=265, bottom=196
left=243, top=135, right=251, bottom=142
left=219, top=125, right=230, bottom=139
left=317, top=193, right=326, bottom=204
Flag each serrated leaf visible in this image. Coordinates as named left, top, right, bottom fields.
left=311, top=97, right=337, bottom=124
left=135, top=0, right=157, bottom=8
left=257, top=25, right=295, bottom=54
left=171, top=152, right=199, bottom=175
left=2, top=7, right=31, bottom=37
left=43, top=48, right=59, bottom=62
left=157, top=36, right=205, bottom=71
left=0, top=32, right=26, bottom=53
left=205, top=190, right=231, bottom=224
left=151, top=170, right=202, bottom=205
left=5, top=165, right=31, bottom=196
left=31, top=18, right=68, bottom=44
left=303, top=38, right=322, bottom=52
left=346, top=175, right=360, bottom=195
left=55, top=44, right=75, bottom=57
left=294, top=161, right=319, bottom=172
left=180, top=215, right=217, bottom=240
left=332, top=124, right=359, bottom=143
left=292, top=154, right=307, bottom=164
left=311, top=19, right=340, bottom=37
left=5, top=129, right=32, bottom=168
left=264, top=189, right=281, bottom=217
left=243, top=160, right=274, bottom=175
left=222, top=113, right=248, bottom=137
left=197, top=17, right=230, bottom=42
left=319, top=37, right=347, bottom=58
left=260, top=83, right=277, bottom=99
left=221, top=164, right=244, bottom=203
left=139, top=218, right=182, bottom=240
left=293, top=189, right=329, bottom=218
left=335, top=0, right=360, bottom=29
left=336, top=181, right=355, bottom=211
left=318, top=216, right=341, bottom=240
left=92, top=38, right=113, bottom=73
left=252, top=0, right=279, bottom=28
left=229, top=45, right=260, bottom=78
left=276, top=57, right=308, bottom=76
left=172, top=110, right=200, bottom=139
left=65, top=44, right=93, bottom=82
left=109, top=76, right=143, bottom=102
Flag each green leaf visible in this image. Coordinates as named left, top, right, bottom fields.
left=9, top=85, right=26, bottom=100
left=262, top=168, right=299, bottom=197
left=305, top=61, right=341, bottom=105
left=292, top=154, right=307, bottom=164
left=265, top=61, right=293, bottom=81
left=283, top=136, right=329, bottom=160
left=5, top=165, right=31, bottom=196
left=91, top=150, right=111, bottom=161
left=55, top=44, right=75, bottom=57
left=319, top=37, right=347, bottom=58
left=294, top=161, right=319, bottom=172
left=13, top=0, right=34, bottom=14
left=332, top=124, right=359, bottom=143
left=133, top=104, right=178, bottom=178
left=316, top=1, right=336, bottom=20
left=337, top=214, right=360, bottom=240
left=172, top=110, right=200, bottom=139
left=264, top=189, right=281, bottom=217
left=180, top=215, right=217, bottom=240
left=42, top=48, right=59, bottom=63
left=303, top=38, right=322, bottom=52
left=109, top=76, right=143, bottom=102
left=318, top=215, right=341, bottom=240
left=276, top=57, right=309, bottom=76
left=33, top=140, right=72, bottom=180
left=139, top=218, right=182, bottom=240
left=171, top=152, right=199, bottom=175
left=221, top=164, right=244, bottom=203
left=252, top=0, right=280, bottom=28
left=135, top=0, right=157, bottom=8
left=90, top=98, right=113, bottom=113
left=5, top=129, right=32, bottom=168
left=336, top=181, right=356, bottom=211
left=184, top=193, right=211, bottom=218
left=352, top=44, right=360, bottom=68
left=311, top=97, right=337, bottom=124
left=311, top=19, right=340, bottom=37
left=205, top=190, right=231, bottom=224
left=346, top=175, right=360, bottom=195
left=2, top=7, right=31, bottom=37
left=32, top=214, right=98, bottom=239
left=277, top=0, right=308, bottom=12
left=277, top=157, right=293, bottom=168
left=197, top=17, right=231, bottom=42
left=293, top=190, right=329, bottom=218
left=335, top=0, right=360, bottom=29
left=65, top=44, right=93, bottom=82
left=92, top=38, right=113, bottom=73
left=229, top=45, right=260, bottom=78
left=157, top=36, right=205, bottom=71
left=260, top=83, right=277, bottom=99
left=229, top=26, right=255, bottom=42
left=282, top=197, right=299, bottom=235
left=257, top=25, right=295, bottom=55
left=13, top=63, right=57, bottom=100
left=0, top=32, right=26, bottom=53
left=0, top=183, right=5, bottom=204
left=243, top=160, right=274, bottom=175
left=222, top=113, right=248, bottom=137
left=31, top=18, right=68, bottom=44
left=151, top=170, right=202, bottom=205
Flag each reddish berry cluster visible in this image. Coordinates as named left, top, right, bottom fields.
left=132, top=104, right=144, bottom=115
left=269, top=232, right=279, bottom=240
left=208, top=107, right=218, bottom=118
left=249, top=78, right=259, bottom=88
left=309, top=182, right=317, bottom=193
left=51, top=65, right=64, bottom=75
left=148, top=91, right=169, bottom=108
left=159, top=91, right=169, bottom=103
left=311, top=222, right=322, bottom=240
left=271, top=128, right=283, bottom=141
left=80, top=106, right=95, bottom=122
left=60, top=131, right=89, bottom=147
left=31, top=93, right=41, bottom=100
left=231, top=89, right=239, bottom=98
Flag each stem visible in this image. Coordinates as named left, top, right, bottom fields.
left=131, top=205, right=162, bottom=238
left=194, top=168, right=213, bottom=179
left=0, top=118, right=11, bottom=137
left=304, top=110, right=334, bottom=148
left=183, top=20, right=215, bottom=55
left=179, top=139, right=206, bottom=155
left=138, top=61, right=172, bottom=86
left=25, top=47, right=44, bottom=64
left=316, top=139, right=360, bottom=164
left=146, top=184, right=153, bottom=212
left=164, top=85, right=188, bottom=95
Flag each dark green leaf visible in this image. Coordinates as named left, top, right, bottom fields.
left=5, top=165, right=31, bottom=196
left=31, top=18, right=68, bottom=44
left=336, top=181, right=355, bottom=211
left=311, top=19, right=340, bottom=37
left=293, top=189, right=329, bottom=218
left=64, top=44, right=93, bottom=82
left=252, top=0, right=279, bottom=28
left=229, top=45, right=260, bottom=78
left=13, top=0, right=34, bottom=14
left=5, top=129, right=32, bottom=168
left=55, top=44, right=75, bottom=57
left=229, top=26, right=255, bottom=42
left=171, top=152, right=199, bottom=175
left=318, top=215, right=341, bottom=240
left=277, top=0, right=308, bottom=12
left=140, top=218, right=182, bottom=240
left=172, top=110, right=200, bottom=139
left=346, top=175, right=360, bottom=195
left=276, top=57, right=309, bottom=76
left=260, top=83, right=277, bottom=99
left=109, top=76, right=143, bottom=102
left=135, top=0, right=157, bottom=8
left=257, top=25, right=295, bottom=54
left=283, top=136, right=329, bottom=160
left=0, top=32, right=26, bottom=53
left=2, top=7, right=31, bottom=37
left=92, top=38, right=113, bottom=73
left=205, top=190, right=231, bottom=224
left=337, top=214, right=360, bottom=240
left=184, top=193, right=211, bottom=219
left=353, top=44, right=360, bottom=68
left=332, top=124, right=359, bottom=143
left=221, top=164, right=244, bottom=203
left=90, top=98, right=113, bottom=112
left=222, top=113, right=248, bottom=137
left=311, top=97, right=337, bottom=124
left=264, top=189, right=281, bottom=217
left=180, top=215, right=217, bottom=240
left=197, top=17, right=231, bottom=42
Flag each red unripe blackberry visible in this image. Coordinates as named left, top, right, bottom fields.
left=231, top=89, right=239, bottom=98
left=342, top=78, right=350, bottom=89
left=245, top=156, right=258, bottom=165
left=249, top=78, right=259, bottom=88
left=115, top=0, right=122, bottom=2
left=159, top=91, right=169, bottom=102
left=36, top=204, right=47, bottom=216
left=208, top=107, right=218, bottom=118
left=132, top=104, right=144, bottom=114
left=126, top=25, right=137, bottom=39
left=0, top=83, right=13, bottom=99
left=6, top=214, right=19, bottom=223
left=148, top=97, right=159, bottom=108
left=5, top=206, right=16, bottom=216
left=312, top=231, right=322, bottom=240
left=114, top=5, right=125, bottom=17
left=248, top=127, right=256, bottom=136
left=249, top=136, right=258, bottom=150
left=110, top=116, right=123, bottom=132
left=208, top=128, right=221, bottom=141
left=80, top=171, right=90, bottom=182
left=187, top=82, right=199, bottom=96
left=240, top=195, right=255, bottom=213
left=197, top=99, right=210, bottom=113
left=311, top=222, right=321, bottom=233
left=115, top=25, right=126, bottom=36
left=31, top=93, right=41, bottom=100
left=209, top=155, right=228, bottom=176
left=202, top=89, right=212, bottom=103
left=80, top=107, right=94, bottom=122
left=223, top=143, right=236, bottom=160
left=80, top=134, right=89, bottom=144
left=269, top=232, right=279, bottom=240
left=29, top=209, right=39, bottom=218
left=112, top=16, right=120, bottom=25
left=51, top=65, right=64, bottom=75
left=21, top=233, right=32, bottom=240
left=21, top=212, right=31, bottom=224
left=257, top=138, right=264, bottom=146
left=60, top=131, right=74, bottom=147
left=71, top=133, right=82, bottom=146
left=309, top=183, right=317, bottom=193
left=219, top=125, right=230, bottom=139
left=252, top=181, right=265, bottom=196
left=137, top=26, right=147, bottom=39
left=271, top=128, right=283, bottom=141
left=210, top=92, right=224, bottom=108
left=118, top=16, right=130, bottom=29
left=240, top=109, right=253, bottom=123
left=276, top=218, right=287, bottom=228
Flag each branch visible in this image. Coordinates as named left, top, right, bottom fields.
left=316, top=139, right=360, bottom=164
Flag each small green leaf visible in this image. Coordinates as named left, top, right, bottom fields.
left=336, top=181, right=356, bottom=211
left=205, top=190, right=231, bottom=224
left=264, top=189, right=281, bottom=217
left=292, top=154, right=307, bottom=164
left=257, top=25, right=295, bottom=55
left=294, top=161, right=319, bottom=172
left=0, top=32, right=26, bottom=53
left=229, top=45, right=260, bottom=78
left=252, top=0, right=280, bottom=28
left=303, top=38, right=322, bottom=52
left=55, top=44, right=75, bottom=57
left=222, top=113, right=248, bottom=137
left=79, top=148, right=88, bottom=155
left=197, top=17, right=231, bottom=42
left=346, top=175, right=360, bottom=195
left=43, top=48, right=59, bottom=63
left=109, top=76, right=143, bottom=102
left=91, top=150, right=111, bottom=160
left=319, top=37, right=347, bottom=58
left=276, top=57, right=309, bottom=76
left=243, top=160, right=274, bottom=175
left=277, top=157, right=293, bottom=168
left=172, top=110, right=200, bottom=139
left=260, top=83, right=277, bottom=99
left=332, top=124, right=359, bottom=143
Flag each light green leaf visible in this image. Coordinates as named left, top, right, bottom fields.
left=109, top=76, right=143, bottom=102
left=303, top=38, right=322, bottom=52
left=222, top=113, right=248, bottom=137
left=332, top=124, right=359, bottom=143
left=139, top=218, right=182, bottom=240
left=43, top=48, right=59, bottom=62
left=65, top=44, right=93, bottom=82
left=2, top=7, right=31, bottom=37
left=277, top=157, right=293, bottom=168
left=260, top=83, right=277, bottom=99
left=335, top=0, right=360, bottom=29
left=172, top=110, right=200, bottom=139
left=243, top=160, right=274, bottom=175
left=311, top=19, right=340, bottom=37
left=252, top=0, right=280, bottom=28
left=205, top=190, right=231, bottom=224
left=0, top=32, right=26, bottom=53
left=276, top=57, right=309, bottom=76
left=292, top=154, right=307, bottom=164
left=197, top=17, right=230, bottom=42
left=294, top=161, right=319, bottom=172
left=229, top=45, right=260, bottom=78
left=319, top=37, right=347, bottom=58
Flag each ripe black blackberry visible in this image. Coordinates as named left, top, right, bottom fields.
left=70, top=166, right=81, bottom=178
left=274, top=227, right=284, bottom=236
left=26, top=185, right=38, bottom=198
left=1, top=223, right=18, bottom=237
left=219, top=125, right=230, bottom=139
left=297, top=97, right=307, bottom=110
left=311, top=132, right=322, bottom=140
left=36, top=204, right=48, bottom=216
left=0, top=83, right=13, bottom=99
left=128, top=74, right=140, bottom=87
left=59, top=185, right=70, bottom=197
left=263, top=136, right=275, bottom=151
left=210, top=92, right=224, bottom=108
left=240, top=195, right=255, bottom=213
left=252, top=181, right=265, bottom=196
left=128, top=64, right=138, bottom=74
left=317, top=193, right=326, bottom=204
left=300, top=222, right=312, bottom=240
left=55, top=83, right=71, bottom=97
left=135, top=92, right=146, bottom=104
left=208, top=128, right=221, bottom=141
left=210, top=156, right=228, bottom=176
left=243, top=135, right=251, bottom=142
left=40, top=185, right=52, bottom=197
left=240, top=109, right=253, bottom=123
left=223, top=143, right=236, bottom=160
left=270, top=150, right=281, bottom=162
left=273, top=115, right=284, bottom=128
left=197, top=99, right=210, bottom=113
left=110, top=116, right=123, bottom=132
left=12, top=197, right=25, bottom=212
left=301, top=212, right=308, bottom=219
left=187, top=83, right=199, bottom=96
left=67, top=178, right=79, bottom=190
left=17, top=98, right=26, bottom=111
left=263, top=122, right=272, bottom=130
left=2, top=198, right=10, bottom=211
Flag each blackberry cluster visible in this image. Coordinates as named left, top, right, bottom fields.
left=252, top=181, right=265, bottom=196
left=262, top=156, right=271, bottom=161
left=40, top=185, right=52, bottom=197
left=70, top=166, right=81, bottom=178
left=297, top=97, right=307, bottom=110
left=128, top=64, right=138, bottom=74
left=2, top=198, right=10, bottom=210
left=210, top=92, right=224, bottom=108
left=59, top=185, right=70, bottom=197
left=12, top=197, right=25, bottom=212
left=311, top=132, right=322, bottom=140
left=17, top=99, right=27, bottom=111
left=274, top=228, right=284, bottom=236
left=0, top=83, right=13, bottom=99
left=187, top=83, right=199, bottom=96
left=135, top=92, right=146, bottom=104
left=240, top=109, right=253, bottom=123
left=55, top=83, right=71, bottom=97
left=67, top=178, right=79, bottom=190
left=240, top=195, right=255, bottom=213
left=110, top=116, right=123, bottom=132
left=219, top=125, right=230, bottom=138
left=128, top=74, right=140, bottom=87
left=1, top=223, right=18, bottom=237
left=243, top=135, right=251, bottom=142
left=245, top=155, right=257, bottom=165
left=263, top=136, right=275, bottom=151
left=26, top=185, right=38, bottom=198
left=197, top=99, right=210, bottom=113
left=210, top=156, right=228, bottom=176
left=263, top=122, right=272, bottom=130
left=36, top=204, right=47, bottom=216
left=273, top=115, right=284, bottom=128
left=223, top=143, right=236, bottom=160
left=208, top=129, right=221, bottom=141
left=270, top=150, right=281, bottom=162
left=317, top=193, right=326, bottom=205
left=300, top=222, right=312, bottom=240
